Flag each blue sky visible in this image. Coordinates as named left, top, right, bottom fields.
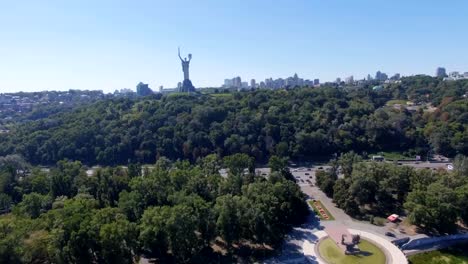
left=1, top=0, right=468, bottom=92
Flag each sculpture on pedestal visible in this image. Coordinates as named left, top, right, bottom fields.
left=178, top=47, right=195, bottom=93
left=342, top=234, right=362, bottom=255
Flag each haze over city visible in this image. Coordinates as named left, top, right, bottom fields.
left=1, top=0, right=468, bottom=93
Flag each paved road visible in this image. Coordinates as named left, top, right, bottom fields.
left=403, top=234, right=468, bottom=256
left=301, top=185, right=352, bottom=223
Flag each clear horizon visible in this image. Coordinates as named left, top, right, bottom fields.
left=1, top=0, right=468, bottom=93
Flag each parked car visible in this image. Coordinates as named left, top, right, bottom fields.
left=318, top=167, right=323, bottom=170
left=385, top=232, right=396, bottom=237
left=305, top=173, right=310, bottom=175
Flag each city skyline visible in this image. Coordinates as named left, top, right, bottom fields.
left=1, top=0, right=468, bottom=93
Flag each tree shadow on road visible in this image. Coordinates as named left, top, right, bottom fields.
left=265, top=227, right=321, bottom=263
left=301, top=210, right=324, bottom=230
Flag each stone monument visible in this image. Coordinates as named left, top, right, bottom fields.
left=341, top=234, right=361, bottom=255
left=178, top=47, right=195, bottom=93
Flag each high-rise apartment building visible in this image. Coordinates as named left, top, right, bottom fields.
left=436, top=67, right=447, bottom=78
left=136, top=82, right=152, bottom=96
left=250, top=79, right=256, bottom=88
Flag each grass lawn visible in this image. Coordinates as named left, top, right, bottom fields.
left=386, top=99, right=408, bottom=106
left=318, top=237, right=386, bottom=264
left=409, top=246, right=468, bottom=264
left=370, top=151, right=413, bottom=161
left=308, top=200, right=335, bottom=221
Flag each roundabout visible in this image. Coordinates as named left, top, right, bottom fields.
left=318, top=237, right=386, bottom=264
left=302, top=229, right=408, bottom=264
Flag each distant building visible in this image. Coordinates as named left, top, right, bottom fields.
left=136, top=82, right=152, bottom=96
left=160, top=88, right=178, bottom=94
left=375, top=71, right=388, bottom=81
left=223, top=79, right=232, bottom=87
left=390, top=73, right=401, bottom=81
left=224, top=74, right=312, bottom=89
left=367, top=74, right=373, bottom=81
left=375, top=71, right=381, bottom=80
left=223, top=77, right=244, bottom=88
left=120, top=88, right=134, bottom=94
left=445, top=71, right=468, bottom=81
left=114, top=88, right=136, bottom=97
left=177, top=82, right=182, bottom=89
left=436, top=67, right=447, bottom=78
left=234, top=77, right=242, bottom=88
left=250, top=79, right=256, bottom=89
left=313, top=79, right=320, bottom=85
left=335, top=78, right=341, bottom=84
left=345, top=76, right=354, bottom=84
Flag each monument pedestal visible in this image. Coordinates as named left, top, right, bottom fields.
left=180, top=79, right=195, bottom=93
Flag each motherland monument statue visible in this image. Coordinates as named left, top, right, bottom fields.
left=178, top=47, right=195, bottom=93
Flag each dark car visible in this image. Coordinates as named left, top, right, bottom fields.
left=318, top=167, right=323, bottom=170
left=305, top=173, right=310, bottom=175
left=385, top=232, right=396, bottom=237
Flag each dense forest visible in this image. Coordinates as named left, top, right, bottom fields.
left=0, top=154, right=308, bottom=263
left=0, top=76, right=467, bottom=166
left=0, top=76, right=467, bottom=263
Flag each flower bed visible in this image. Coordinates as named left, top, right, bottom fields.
left=308, top=200, right=335, bottom=221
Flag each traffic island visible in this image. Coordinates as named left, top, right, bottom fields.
left=317, top=237, right=386, bottom=264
